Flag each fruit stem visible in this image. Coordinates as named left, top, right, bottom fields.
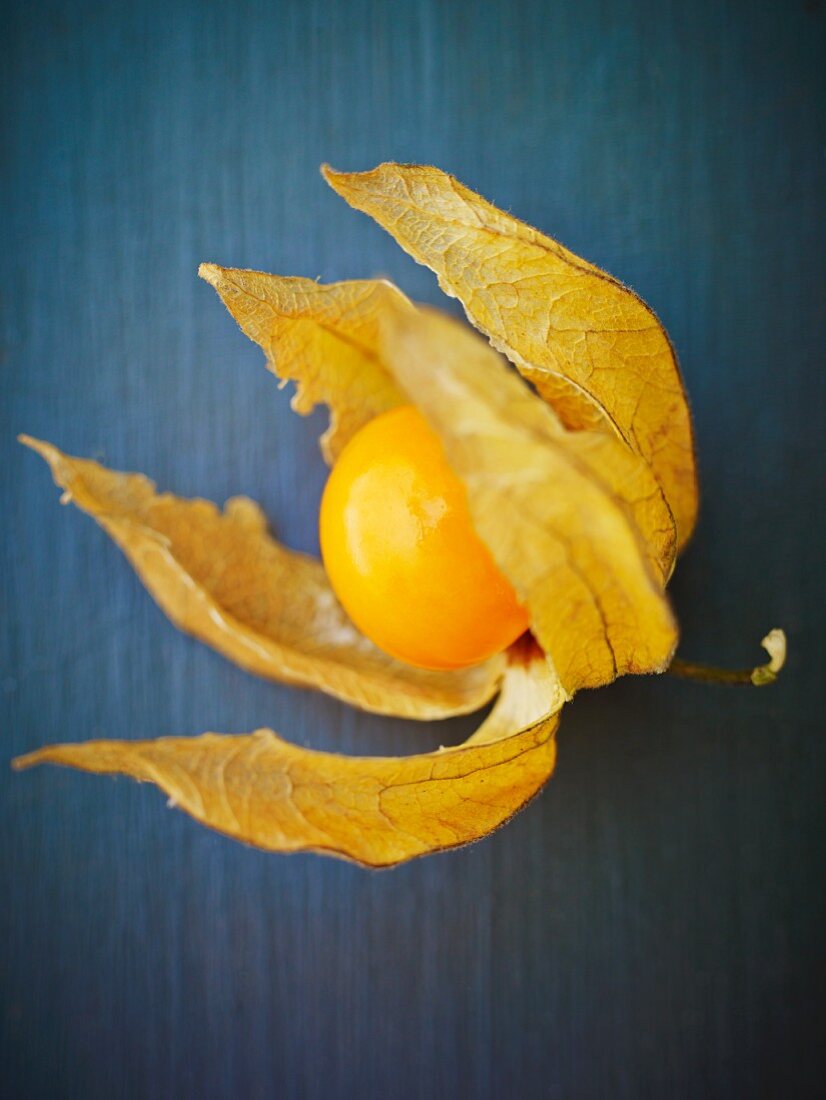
left=667, top=628, right=786, bottom=687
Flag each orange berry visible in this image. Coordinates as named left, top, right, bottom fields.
left=319, top=405, right=529, bottom=670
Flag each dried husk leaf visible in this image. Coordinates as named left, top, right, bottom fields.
left=20, top=436, right=503, bottom=720
left=378, top=307, right=678, bottom=695
left=198, top=265, right=407, bottom=463
left=323, top=162, right=698, bottom=551
left=202, top=264, right=674, bottom=580
left=14, top=640, right=561, bottom=867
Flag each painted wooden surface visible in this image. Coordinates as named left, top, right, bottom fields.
left=2, top=0, right=824, bottom=1096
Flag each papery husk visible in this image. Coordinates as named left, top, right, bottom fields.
left=20, top=436, right=503, bottom=720
left=323, top=162, right=698, bottom=551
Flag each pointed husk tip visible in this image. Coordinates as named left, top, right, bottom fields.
left=198, top=262, right=222, bottom=287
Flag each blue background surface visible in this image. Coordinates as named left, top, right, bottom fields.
left=2, top=0, right=824, bottom=1096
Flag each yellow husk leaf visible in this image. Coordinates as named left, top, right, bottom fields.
left=379, top=307, right=679, bottom=695
left=14, top=640, right=561, bottom=867
left=19, top=436, right=503, bottom=720
left=202, top=264, right=675, bottom=582
left=323, top=162, right=698, bottom=551
left=198, top=265, right=407, bottom=463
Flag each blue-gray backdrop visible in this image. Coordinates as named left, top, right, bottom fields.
left=2, top=1, right=824, bottom=1097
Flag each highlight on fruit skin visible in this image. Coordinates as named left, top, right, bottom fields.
left=319, top=404, right=530, bottom=671
left=12, top=162, right=785, bottom=868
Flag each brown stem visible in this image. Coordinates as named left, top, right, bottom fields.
left=666, top=628, right=787, bottom=687
left=667, top=659, right=757, bottom=685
